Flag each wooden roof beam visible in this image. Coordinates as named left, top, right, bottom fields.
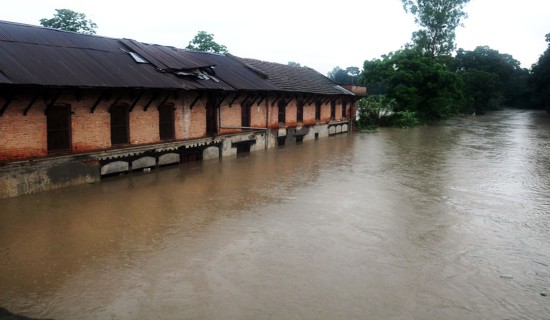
left=23, top=93, right=39, bottom=116
left=0, top=93, right=14, bottom=116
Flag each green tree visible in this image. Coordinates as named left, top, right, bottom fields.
left=453, top=46, right=529, bottom=109
left=401, top=0, right=470, bottom=59
left=529, top=33, right=550, bottom=112
left=361, top=49, right=464, bottom=120
left=186, top=31, right=228, bottom=54
left=39, top=9, right=97, bottom=34
left=328, top=66, right=360, bottom=85
left=288, top=61, right=301, bottom=67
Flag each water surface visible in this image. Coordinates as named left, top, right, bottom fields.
left=1, top=109, right=549, bottom=319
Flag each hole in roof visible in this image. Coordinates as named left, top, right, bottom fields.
left=128, top=52, right=149, bottom=64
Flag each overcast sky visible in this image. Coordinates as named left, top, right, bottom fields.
left=1, top=0, right=549, bottom=75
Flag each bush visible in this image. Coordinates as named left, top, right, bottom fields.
left=357, top=95, right=422, bottom=129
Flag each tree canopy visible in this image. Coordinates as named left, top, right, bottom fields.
left=327, top=66, right=361, bottom=85
left=39, top=9, right=97, bottom=34
left=402, top=0, right=470, bottom=59
left=529, top=33, right=550, bottom=112
left=361, top=49, right=464, bottom=120
left=186, top=31, right=228, bottom=54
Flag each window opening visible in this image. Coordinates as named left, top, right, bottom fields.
left=159, top=104, right=175, bottom=140
left=110, top=105, right=129, bottom=145
left=206, top=99, right=217, bottom=135
left=278, top=101, right=286, bottom=124
left=241, top=101, right=251, bottom=127
left=277, top=136, right=286, bottom=146
left=47, top=105, right=71, bottom=152
left=342, top=102, right=348, bottom=119
left=297, top=101, right=304, bottom=123
left=315, top=101, right=321, bottom=121
left=330, top=101, right=336, bottom=120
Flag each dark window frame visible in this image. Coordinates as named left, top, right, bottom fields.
left=110, top=104, right=130, bottom=145
left=342, top=101, right=348, bottom=119
left=159, top=103, right=175, bottom=140
left=315, top=101, right=321, bottom=121
left=46, top=104, right=72, bottom=152
left=330, top=101, right=336, bottom=120
left=297, top=100, right=304, bottom=123
left=278, top=101, right=286, bottom=124
left=241, top=101, right=252, bottom=127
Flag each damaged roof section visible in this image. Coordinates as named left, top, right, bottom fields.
left=120, top=40, right=279, bottom=92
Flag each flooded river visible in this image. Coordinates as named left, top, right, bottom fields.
left=1, top=109, right=549, bottom=319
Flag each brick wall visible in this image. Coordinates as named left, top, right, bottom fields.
left=219, top=103, right=240, bottom=134
left=129, top=107, right=158, bottom=144
left=302, top=103, right=316, bottom=126
left=188, top=103, right=206, bottom=139
left=0, top=89, right=350, bottom=163
left=251, top=102, right=267, bottom=128
left=72, top=95, right=110, bottom=152
left=0, top=96, right=47, bottom=161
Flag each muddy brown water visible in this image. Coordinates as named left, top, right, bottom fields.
left=1, top=110, right=549, bottom=319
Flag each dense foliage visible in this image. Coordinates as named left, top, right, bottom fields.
left=529, top=33, right=550, bottom=112
left=39, top=9, right=97, bottom=34
left=327, top=66, right=361, bottom=85
left=354, top=0, right=545, bottom=129
left=360, top=49, right=464, bottom=121
left=186, top=31, right=228, bottom=54
left=401, top=0, right=470, bottom=59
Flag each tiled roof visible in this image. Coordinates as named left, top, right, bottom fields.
left=237, top=58, right=354, bottom=96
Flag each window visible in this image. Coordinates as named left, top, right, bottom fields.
left=241, top=101, right=251, bottom=127
left=47, top=105, right=71, bottom=152
left=330, top=101, right=336, bottom=120
left=206, top=99, right=217, bottom=135
left=159, top=104, right=175, bottom=140
left=315, top=101, right=321, bottom=121
left=297, top=101, right=304, bottom=123
left=342, top=102, right=348, bottom=119
left=110, top=104, right=129, bottom=145
left=278, top=101, right=286, bottom=124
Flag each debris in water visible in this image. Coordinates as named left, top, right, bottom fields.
left=533, top=260, right=549, bottom=267
left=500, top=275, right=514, bottom=280
left=541, top=293, right=548, bottom=297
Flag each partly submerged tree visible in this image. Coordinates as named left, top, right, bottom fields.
left=361, top=49, right=464, bottom=120
left=401, top=0, right=470, bottom=59
left=39, top=9, right=97, bottom=34
left=186, top=31, right=228, bottom=54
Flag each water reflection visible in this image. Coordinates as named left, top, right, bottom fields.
left=1, top=110, right=549, bottom=319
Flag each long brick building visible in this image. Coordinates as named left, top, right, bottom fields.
left=0, top=20, right=358, bottom=198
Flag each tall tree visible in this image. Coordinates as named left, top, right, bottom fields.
left=529, top=33, right=550, bottom=112
left=361, top=49, right=464, bottom=120
left=401, top=0, right=470, bottom=59
left=39, top=9, right=97, bottom=34
left=454, top=46, right=529, bottom=110
left=328, top=66, right=360, bottom=85
left=186, top=31, right=228, bottom=54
